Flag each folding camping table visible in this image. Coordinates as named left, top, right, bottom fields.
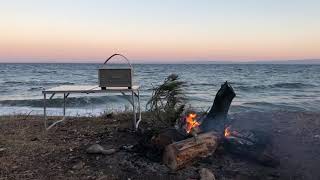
left=42, top=85, right=141, bottom=130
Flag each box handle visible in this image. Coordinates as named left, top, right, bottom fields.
left=103, top=54, right=133, bottom=69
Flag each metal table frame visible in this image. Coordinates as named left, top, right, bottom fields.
left=42, top=85, right=141, bottom=131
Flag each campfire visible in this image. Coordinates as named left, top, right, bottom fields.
left=146, top=82, right=279, bottom=170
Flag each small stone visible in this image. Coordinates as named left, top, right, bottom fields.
left=102, top=148, right=116, bottom=155
left=72, top=161, right=84, bottom=170
left=0, top=148, right=6, bottom=152
left=121, top=144, right=134, bottom=151
left=30, top=137, right=39, bottom=141
left=86, top=144, right=116, bottom=155
left=87, top=144, right=105, bottom=154
left=314, top=135, right=320, bottom=138
left=199, top=168, right=216, bottom=180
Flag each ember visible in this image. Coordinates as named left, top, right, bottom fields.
left=185, top=113, right=200, bottom=133
left=224, top=126, right=231, bottom=137
left=224, top=126, right=242, bottom=139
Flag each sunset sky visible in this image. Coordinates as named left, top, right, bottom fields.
left=0, top=0, right=319, bottom=63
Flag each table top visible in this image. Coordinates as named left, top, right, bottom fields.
left=43, top=85, right=140, bottom=94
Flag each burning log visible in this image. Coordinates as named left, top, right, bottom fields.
left=151, top=112, right=202, bottom=151
left=200, top=81, right=236, bottom=133
left=163, top=131, right=220, bottom=170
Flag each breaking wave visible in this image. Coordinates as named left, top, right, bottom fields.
left=0, top=95, right=131, bottom=108
left=4, top=81, right=75, bottom=86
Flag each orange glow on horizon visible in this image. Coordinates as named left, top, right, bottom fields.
left=1, top=1, right=319, bottom=62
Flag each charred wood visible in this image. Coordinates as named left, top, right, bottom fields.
left=223, top=129, right=279, bottom=167
left=200, top=82, right=236, bottom=133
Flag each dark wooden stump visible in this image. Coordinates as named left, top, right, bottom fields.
left=200, top=81, right=236, bottom=133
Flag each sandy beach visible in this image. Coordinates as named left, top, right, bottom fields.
left=0, top=111, right=319, bottom=180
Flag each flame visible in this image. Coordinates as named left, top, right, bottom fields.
left=224, top=126, right=232, bottom=137
left=185, top=113, right=200, bottom=133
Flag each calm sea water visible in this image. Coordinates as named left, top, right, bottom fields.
left=0, top=63, right=319, bottom=116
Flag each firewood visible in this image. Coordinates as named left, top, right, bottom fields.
left=163, top=131, right=220, bottom=170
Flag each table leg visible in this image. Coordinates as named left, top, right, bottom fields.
left=136, top=90, right=142, bottom=129
left=131, top=90, right=137, bottom=130
left=44, top=93, right=47, bottom=129
left=63, top=93, right=66, bottom=120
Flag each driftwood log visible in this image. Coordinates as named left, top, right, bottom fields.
left=200, top=81, right=236, bottom=133
left=163, top=131, right=220, bottom=170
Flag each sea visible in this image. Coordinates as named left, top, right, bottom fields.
left=1, top=63, right=320, bottom=116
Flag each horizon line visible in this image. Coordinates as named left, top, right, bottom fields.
left=1, top=59, right=320, bottom=64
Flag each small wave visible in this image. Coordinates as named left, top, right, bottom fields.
left=240, top=101, right=307, bottom=112
left=187, top=95, right=213, bottom=102
left=0, top=95, right=130, bottom=108
left=4, top=81, right=75, bottom=86
left=237, top=82, right=316, bottom=91
left=32, top=70, right=58, bottom=74
left=228, top=81, right=247, bottom=86
left=270, top=82, right=316, bottom=88
left=243, top=101, right=275, bottom=106
left=189, top=83, right=215, bottom=86
left=28, top=87, right=44, bottom=91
